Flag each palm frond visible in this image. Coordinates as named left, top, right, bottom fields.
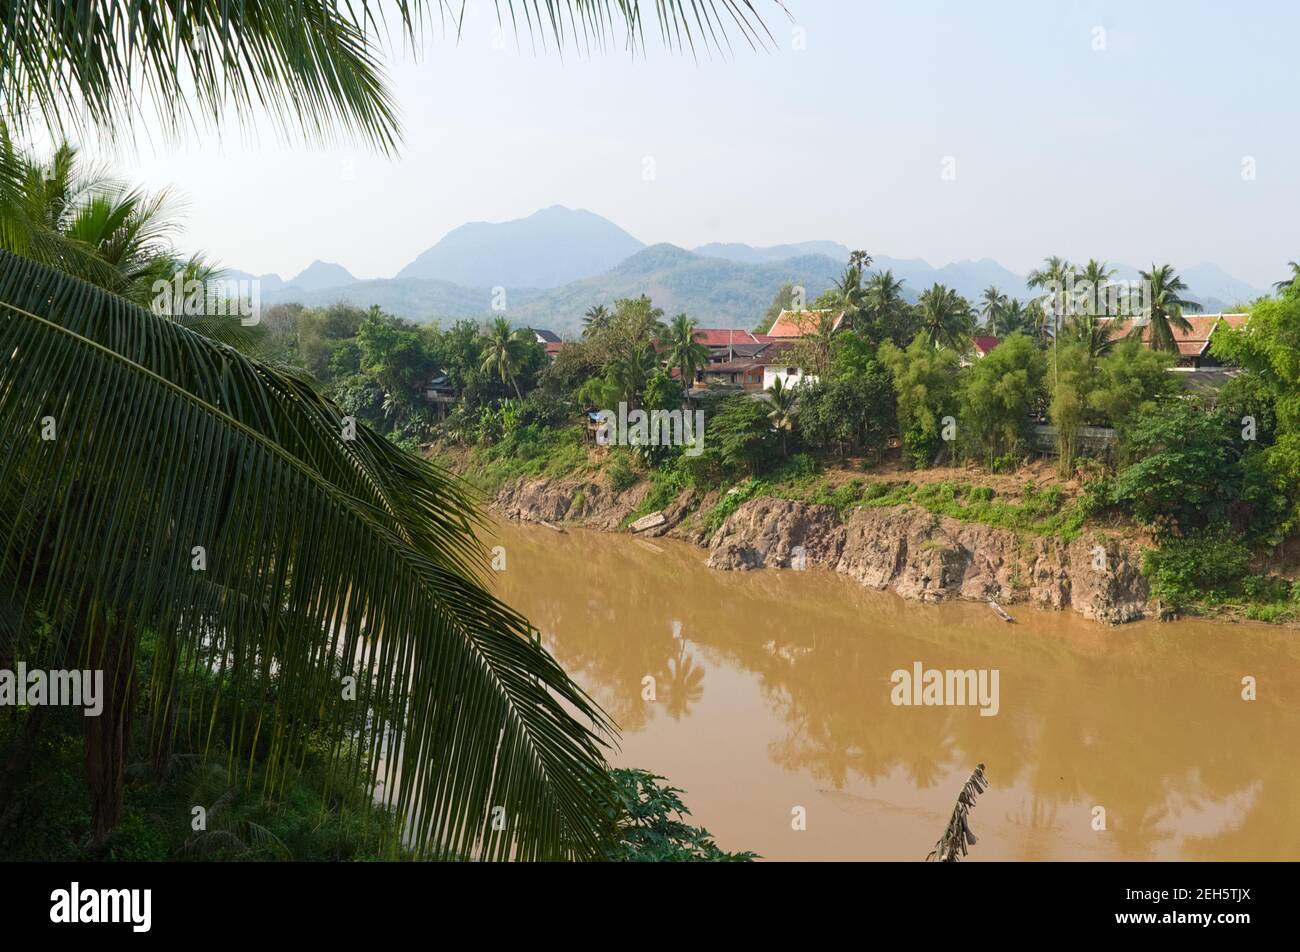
left=1, top=1, right=781, bottom=151
left=0, top=249, right=617, bottom=859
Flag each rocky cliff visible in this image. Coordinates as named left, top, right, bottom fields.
left=707, top=497, right=1148, bottom=624
left=493, top=477, right=1149, bottom=624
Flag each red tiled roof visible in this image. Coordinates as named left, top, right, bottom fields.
left=693, top=327, right=759, bottom=347
left=766, top=309, right=845, bottom=338
left=972, top=336, right=1000, bottom=355
left=1100, top=313, right=1248, bottom=357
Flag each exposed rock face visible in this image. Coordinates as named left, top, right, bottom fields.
left=493, top=476, right=646, bottom=532
left=708, top=499, right=1148, bottom=624
left=493, top=475, right=702, bottom=537
left=707, top=497, right=845, bottom=571
left=493, top=477, right=1148, bottom=624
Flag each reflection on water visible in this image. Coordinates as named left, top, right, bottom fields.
left=487, top=520, right=1300, bottom=861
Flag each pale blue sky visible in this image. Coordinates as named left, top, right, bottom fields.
left=79, top=0, right=1297, bottom=287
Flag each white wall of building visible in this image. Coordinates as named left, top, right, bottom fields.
left=763, top=365, right=817, bottom=391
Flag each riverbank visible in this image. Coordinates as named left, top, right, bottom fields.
left=488, top=468, right=1150, bottom=624
left=433, top=433, right=1300, bottom=627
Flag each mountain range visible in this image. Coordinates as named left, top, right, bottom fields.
left=236, top=206, right=1269, bottom=336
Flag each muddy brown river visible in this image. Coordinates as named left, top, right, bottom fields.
left=485, top=519, right=1300, bottom=861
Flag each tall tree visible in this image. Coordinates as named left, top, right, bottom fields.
left=999, top=298, right=1031, bottom=336
left=979, top=286, right=1008, bottom=335
left=582, top=303, right=611, bottom=335
left=1075, top=259, right=1116, bottom=317
left=1133, top=264, right=1202, bottom=354
left=1066, top=259, right=1118, bottom=360
left=662, top=312, right=709, bottom=394
left=816, top=250, right=873, bottom=336
left=1026, top=256, right=1075, bottom=342
left=915, top=284, right=976, bottom=350
left=765, top=375, right=798, bottom=457
left=479, top=317, right=532, bottom=399
left=863, top=269, right=913, bottom=346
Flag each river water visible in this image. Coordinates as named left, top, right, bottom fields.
left=486, top=519, right=1300, bottom=861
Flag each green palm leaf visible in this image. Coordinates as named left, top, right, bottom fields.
left=0, top=249, right=617, bottom=859
left=1, top=1, right=779, bottom=150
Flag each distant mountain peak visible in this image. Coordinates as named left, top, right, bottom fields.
left=396, top=206, right=645, bottom=289
left=238, top=214, right=1268, bottom=335
left=288, top=260, right=357, bottom=292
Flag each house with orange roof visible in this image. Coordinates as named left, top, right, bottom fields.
left=1099, top=313, right=1248, bottom=368
left=690, top=327, right=767, bottom=366
left=693, top=327, right=760, bottom=349
left=765, top=308, right=847, bottom=339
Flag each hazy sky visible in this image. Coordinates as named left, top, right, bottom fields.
left=70, top=0, right=1298, bottom=287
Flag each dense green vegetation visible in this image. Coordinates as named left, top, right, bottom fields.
left=401, top=253, right=1300, bottom=623
left=2, top=636, right=736, bottom=862
left=0, top=0, right=782, bottom=864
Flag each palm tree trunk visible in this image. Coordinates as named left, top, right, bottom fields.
left=84, top=612, right=136, bottom=847
left=149, top=626, right=179, bottom=781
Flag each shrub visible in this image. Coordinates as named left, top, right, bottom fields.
left=704, top=478, right=765, bottom=532
left=601, top=769, right=756, bottom=862
left=607, top=453, right=639, bottom=494
left=1143, top=527, right=1250, bottom=609
left=1109, top=400, right=1236, bottom=530
left=688, top=395, right=778, bottom=483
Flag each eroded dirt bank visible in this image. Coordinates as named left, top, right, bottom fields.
left=492, top=475, right=1149, bottom=624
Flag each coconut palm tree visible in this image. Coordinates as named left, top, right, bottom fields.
left=0, top=138, right=196, bottom=300
left=1065, top=260, right=1118, bottom=360
left=1133, top=263, right=1202, bottom=353
left=1068, top=311, right=1118, bottom=361
left=865, top=269, right=906, bottom=316
left=999, top=298, right=1030, bottom=336
left=582, top=303, right=611, bottom=335
left=606, top=343, right=657, bottom=411
left=765, top=376, right=798, bottom=457
left=1274, top=261, right=1300, bottom=294
left=0, top=0, right=779, bottom=857
left=1026, top=255, right=1074, bottom=342
left=1075, top=259, right=1115, bottom=314
left=979, top=286, right=1008, bottom=335
left=829, top=252, right=871, bottom=330
left=662, top=312, right=709, bottom=392
left=479, top=317, right=532, bottom=400
left=915, top=284, right=976, bottom=350
left=864, top=269, right=913, bottom=345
